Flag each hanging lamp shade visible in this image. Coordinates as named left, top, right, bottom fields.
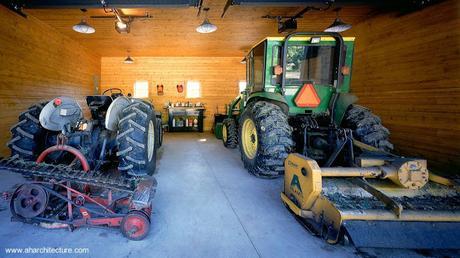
left=324, top=18, right=352, bottom=33
left=73, top=19, right=95, bottom=34
left=124, top=55, right=134, bottom=64
left=196, top=18, right=217, bottom=33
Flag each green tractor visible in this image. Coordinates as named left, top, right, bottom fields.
left=222, top=32, right=393, bottom=178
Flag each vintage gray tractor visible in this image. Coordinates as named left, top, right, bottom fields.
left=8, top=88, right=162, bottom=176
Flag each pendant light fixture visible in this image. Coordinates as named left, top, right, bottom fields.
left=73, top=19, right=95, bottom=34
left=73, top=9, right=95, bottom=34
left=196, top=8, right=217, bottom=34
left=324, top=8, right=352, bottom=33
left=124, top=50, right=134, bottom=64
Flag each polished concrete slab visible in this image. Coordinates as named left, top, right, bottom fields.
left=0, top=133, right=447, bottom=257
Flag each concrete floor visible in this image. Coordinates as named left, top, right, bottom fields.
left=0, top=133, right=451, bottom=257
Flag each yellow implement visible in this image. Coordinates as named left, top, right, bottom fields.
left=281, top=153, right=460, bottom=249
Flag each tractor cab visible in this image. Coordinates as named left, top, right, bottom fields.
left=243, top=34, right=355, bottom=117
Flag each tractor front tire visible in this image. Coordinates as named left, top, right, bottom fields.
left=117, top=101, right=158, bottom=176
left=222, top=118, right=238, bottom=149
left=238, top=101, right=294, bottom=178
left=342, top=104, right=393, bottom=152
left=8, top=102, right=49, bottom=160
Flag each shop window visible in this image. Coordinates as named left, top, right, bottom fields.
left=133, top=80, right=149, bottom=98
left=186, top=81, right=201, bottom=98
left=239, top=81, right=247, bottom=92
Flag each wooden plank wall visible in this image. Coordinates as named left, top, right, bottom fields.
left=101, top=57, right=245, bottom=130
left=345, top=0, right=460, bottom=174
left=0, top=6, right=101, bottom=157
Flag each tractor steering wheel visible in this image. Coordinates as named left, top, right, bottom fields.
left=102, top=88, right=123, bottom=96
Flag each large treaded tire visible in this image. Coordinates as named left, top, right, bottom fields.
left=238, top=101, right=294, bottom=178
left=342, top=104, right=394, bottom=152
left=8, top=102, right=49, bottom=160
left=222, top=118, right=238, bottom=149
left=116, top=101, right=158, bottom=176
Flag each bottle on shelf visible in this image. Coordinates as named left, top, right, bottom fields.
left=194, top=118, right=198, bottom=127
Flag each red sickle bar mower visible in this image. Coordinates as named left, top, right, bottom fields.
left=7, top=171, right=156, bottom=240
left=2, top=90, right=162, bottom=240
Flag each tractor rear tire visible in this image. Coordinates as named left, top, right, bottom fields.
left=238, top=101, right=294, bottom=178
left=8, top=102, right=50, bottom=160
left=222, top=118, right=238, bottom=149
left=342, top=104, right=393, bottom=152
left=117, top=101, right=158, bottom=176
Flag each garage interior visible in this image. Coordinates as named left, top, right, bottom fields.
left=0, top=0, right=459, bottom=257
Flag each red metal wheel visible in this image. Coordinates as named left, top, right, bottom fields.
left=120, top=211, right=150, bottom=240
left=11, top=184, right=48, bottom=219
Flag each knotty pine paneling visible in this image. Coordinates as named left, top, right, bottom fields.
left=0, top=6, right=100, bottom=156
left=345, top=0, right=460, bottom=174
left=101, top=57, right=245, bottom=131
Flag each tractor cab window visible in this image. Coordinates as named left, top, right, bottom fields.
left=285, top=45, right=335, bottom=85
left=271, top=45, right=282, bottom=85
left=252, top=42, right=265, bottom=92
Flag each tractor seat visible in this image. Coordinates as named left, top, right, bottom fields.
left=86, top=95, right=112, bottom=109
left=86, top=96, right=113, bottom=120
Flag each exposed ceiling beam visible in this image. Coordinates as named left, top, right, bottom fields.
left=232, top=0, right=330, bottom=6
left=21, top=0, right=200, bottom=9
left=220, top=0, right=447, bottom=18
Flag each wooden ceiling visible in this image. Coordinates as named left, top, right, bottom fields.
left=26, top=0, right=373, bottom=57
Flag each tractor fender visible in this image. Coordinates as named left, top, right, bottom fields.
left=131, top=98, right=160, bottom=118
left=226, top=95, right=242, bottom=117
left=131, top=98, right=155, bottom=109
left=106, top=98, right=156, bottom=131
left=246, top=92, right=289, bottom=114
left=333, top=93, right=358, bottom=125
left=40, top=96, right=83, bottom=131
left=105, top=96, right=131, bottom=131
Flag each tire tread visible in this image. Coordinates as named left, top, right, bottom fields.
left=239, top=101, right=294, bottom=178
left=343, top=104, right=394, bottom=152
left=222, top=118, right=238, bottom=149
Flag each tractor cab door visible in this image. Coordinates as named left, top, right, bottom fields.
left=246, top=41, right=266, bottom=94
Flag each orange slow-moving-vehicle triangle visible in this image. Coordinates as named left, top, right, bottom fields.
left=294, top=83, right=321, bottom=108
